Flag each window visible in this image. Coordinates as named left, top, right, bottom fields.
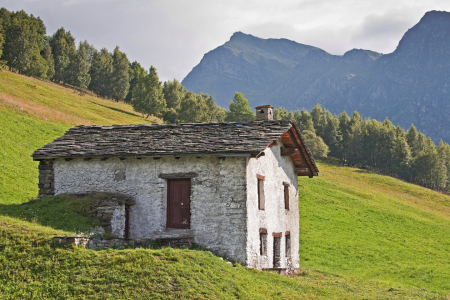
left=285, top=232, right=291, bottom=258
left=273, top=232, right=282, bottom=268
left=259, top=228, right=267, bottom=256
left=257, top=175, right=265, bottom=210
left=283, top=182, right=289, bottom=210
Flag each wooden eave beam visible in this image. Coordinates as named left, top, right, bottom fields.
left=281, top=148, right=299, bottom=157
left=287, top=128, right=317, bottom=177
left=295, top=168, right=311, bottom=177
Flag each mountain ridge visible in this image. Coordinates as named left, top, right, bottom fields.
left=182, top=10, right=450, bottom=143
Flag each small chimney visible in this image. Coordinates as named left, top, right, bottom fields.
left=255, top=105, right=274, bottom=121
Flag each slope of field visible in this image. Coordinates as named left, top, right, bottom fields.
left=0, top=70, right=160, bottom=204
left=299, top=160, right=450, bottom=292
left=1, top=71, right=449, bottom=298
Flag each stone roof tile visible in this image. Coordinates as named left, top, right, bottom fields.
left=32, top=120, right=318, bottom=173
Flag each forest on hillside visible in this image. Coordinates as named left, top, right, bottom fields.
left=0, top=8, right=230, bottom=123
left=1, top=7, right=450, bottom=194
left=275, top=105, right=450, bottom=193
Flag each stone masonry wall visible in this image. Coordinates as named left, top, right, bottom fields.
left=246, top=138, right=300, bottom=271
left=38, top=160, right=54, bottom=196
left=52, top=156, right=248, bottom=264
left=86, top=194, right=135, bottom=238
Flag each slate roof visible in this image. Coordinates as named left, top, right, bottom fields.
left=32, top=120, right=318, bottom=173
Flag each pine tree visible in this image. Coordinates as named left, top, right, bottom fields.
left=110, top=46, right=130, bottom=101
left=3, top=11, right=47, bottom=74
left=225, top=92, right=255, bottom=122
left=88, top=48, right=113, bottom=97
left=296, top=109, right=315, bottom=132
left=131, top=66, right=166, bottom=119
left=79, top=40, right=97, bottom=67
left=273, top=107, right=289, bottom=120
left=0, top=22, right=4, bottom=59
left=41, top=39, right=54, bottom=78
left=338, top=111, right=351, bottom=162
left=126, top=61, right=146, bottom=103
left=66, top=43, right=90, bottom=90
left=50, top=27, right=75, bottom=82
left=310, top=104, right=325, bottom=136
left=321, top=111, right=341, bottom=158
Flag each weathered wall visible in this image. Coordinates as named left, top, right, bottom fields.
left=245, top=139, right=300, bottom=270
left=53, top=156, right=248, bottom=263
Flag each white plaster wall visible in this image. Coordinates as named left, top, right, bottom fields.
left=245, top=139, right=300, bottom=270
left=53, top=156, right=248, bottom=263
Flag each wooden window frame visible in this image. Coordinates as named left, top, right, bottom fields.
left=285, top=233, right=291, bottom=258
left=260, top=230, right=268, bottom=256
left=257, top=175, right=265, bottom=210
left=283, top=182, right=290, bottom=210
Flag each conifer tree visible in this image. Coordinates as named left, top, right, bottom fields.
left=311, top=104, right=325, bottom=136
left=41, top=39, right=54, bottom=78
left=0, top=23, right=4, bottom=59
left=225, top=92, right=255, bottom=122
left=109, top=46, right=130, bottom=101
left=126, top=61, right=146, bottom=103
left=50, top=27, right=75, bottom=82
left=89, top=48, right=113, bottom=97
left=274, top=107, right=289, bottom=120
left=66, top=43, right=90, bottom=90
left=79, top=40, right=97, bottom=67
left=296, top=109, right=315, bottom=132
left=321, top=111, right=341, bottom=158
left=131, top=66, right=166, bottom=119
left=3, top=11, right=47, bottom=75
left=338, top=111, right=351, bottom=162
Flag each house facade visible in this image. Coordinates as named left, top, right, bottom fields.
left=33, top=106, right=319, bottom=272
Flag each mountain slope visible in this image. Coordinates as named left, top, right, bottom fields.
left=182, top=10, right=450, bottom=143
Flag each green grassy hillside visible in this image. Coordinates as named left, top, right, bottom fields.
left=1, top=71, right=450, bottom=298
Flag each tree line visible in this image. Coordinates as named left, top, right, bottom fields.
left=274, top=105, right=450, bottom=192
left=0, top=8, right=231, bottom=123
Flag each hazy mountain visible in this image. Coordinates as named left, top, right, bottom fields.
left=182, top=11, right=450, bottom=143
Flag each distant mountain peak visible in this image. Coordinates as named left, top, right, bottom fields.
left=182, top=10, right=450, bottom=143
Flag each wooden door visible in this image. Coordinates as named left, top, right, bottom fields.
left=167, top=179, right=191, bottom=229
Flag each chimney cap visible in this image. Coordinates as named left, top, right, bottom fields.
left=255, top=105, right=273, bottom=109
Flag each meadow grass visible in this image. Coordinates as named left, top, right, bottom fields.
left=0, top=70, right=161, bottom=125
left=1, top=71, right=450, bottom=298
left=299, top=159, right=450, bottom=293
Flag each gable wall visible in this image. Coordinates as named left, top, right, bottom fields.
left=53, top=156, right=248, bottom=263
left=245, top=139, right=300, bottom=270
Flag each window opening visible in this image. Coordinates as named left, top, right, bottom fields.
left=124, top=204, right=130, bottom=238
left=260, top=233, right=267, bottom=256
left=285, top=233, right=291, bottom=258
left=283, top=182, right=289, bottom=210
left=260, top=228, right=267, bottom=256
left=273, top=236, right=281, bottom=268
left=257, top=175, right=265, bottom=210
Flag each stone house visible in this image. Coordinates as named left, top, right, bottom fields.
left=32, top=105, right=319, bottom=272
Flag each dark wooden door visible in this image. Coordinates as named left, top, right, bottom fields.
left=167, top=179, right=191, bottom=229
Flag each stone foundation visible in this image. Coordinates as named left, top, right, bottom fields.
left=38, top=160, right=54, bottom=196
left=52, top=236, right=194, bottom=250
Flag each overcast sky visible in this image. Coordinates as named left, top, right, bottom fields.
left=3, top=0, right=450, bottom=82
